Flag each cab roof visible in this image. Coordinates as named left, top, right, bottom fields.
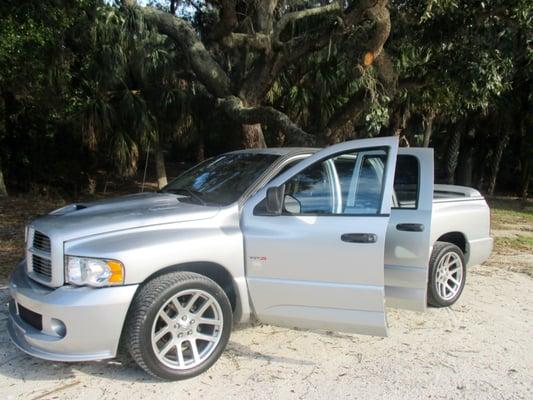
left=226, top=147, right=319, bottom=156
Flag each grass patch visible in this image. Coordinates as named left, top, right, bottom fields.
left=488, top=197, right=533, bottom=219
left=494, top=235, right=533, bottom=253
left=487, top=197, right=533, bottom=230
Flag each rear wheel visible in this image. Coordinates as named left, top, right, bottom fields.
left=125, top=272, right=232, bottom=380
left=427, top=241, right=466, bottom=307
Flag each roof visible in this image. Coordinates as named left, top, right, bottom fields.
left=226, top=147, right=319, bottom=156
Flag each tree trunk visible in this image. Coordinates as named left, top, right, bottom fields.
left=326, top=90, right=366, bottom=144
left=520, top=160, right=531, bottom=200
left=519, top=129, right=532, bottom=200
left=195, top=141, right=205, bottom=163
left=255, top=0, right=278, bottom=33
left=487, top=129, right=510, bottom=195
left=422, top=112, right=434, bottom=147
left=379, top=100, right=409, bottom=137
left=456, top=127, right=475, bottom=187
left=155, top=146, right=168, bottom=189
left=275, top=130, right=285, bottom=147
left=446, top=123, right=463, bottom=184
left=170, top=0, right=177, bottom=14
left=457, top=146, right=474, bottom=187
left=518, top=97, right=532, bottom=200
left=241, top=123, right=266, bottom=148
left=0, top=164, right=7, bottom=197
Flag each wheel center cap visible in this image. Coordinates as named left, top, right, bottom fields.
left=174, top=314, right=196, bottom=334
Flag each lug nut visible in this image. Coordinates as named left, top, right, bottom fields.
left=190, top=319, right=195, bottom=324
left=182, top=315, right=187, bottom=321
left=187, top=330, right=192, bottom=335
left=178, top=333, right=183, bottom=338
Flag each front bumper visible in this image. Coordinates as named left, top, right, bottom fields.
left=7, top=261, right=138, bottom=362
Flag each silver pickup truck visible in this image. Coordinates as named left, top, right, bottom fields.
left=7, top=137, right=493, bottom=380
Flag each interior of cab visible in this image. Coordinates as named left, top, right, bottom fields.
left=264, top=152, right=420, bottom=215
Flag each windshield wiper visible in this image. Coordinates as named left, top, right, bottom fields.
left=165, top=188, right=207, bottom=205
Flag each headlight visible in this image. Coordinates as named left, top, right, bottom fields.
left=65, top=256, right=124, bottom=287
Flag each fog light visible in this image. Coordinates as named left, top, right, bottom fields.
left=51, top=318, right=66, bottom=338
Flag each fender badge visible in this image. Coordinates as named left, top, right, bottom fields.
left=249, top=256, right=267, bottom=268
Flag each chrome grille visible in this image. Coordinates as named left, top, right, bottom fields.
left=33, top=231, right=51, bottom=253
left=32, top=254, right=52, bottom=281
left=26, top=227, right=58, bottom=287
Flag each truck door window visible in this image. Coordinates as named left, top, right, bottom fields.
left=282, top=149, right=388, bottom=215
left=285, top=162, right=333, bottom=214
left=393, top=155, right=419, bottom=209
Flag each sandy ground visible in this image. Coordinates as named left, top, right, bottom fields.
left=0, top=262, right=532, bottom=400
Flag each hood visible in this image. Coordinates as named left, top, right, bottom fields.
left=30, top=192, right=220, bottom=241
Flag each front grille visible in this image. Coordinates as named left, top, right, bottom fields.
left=32, top=254, right=52, bottom=281
left=33, top=231, right=51, bottom=252
left=18, top=304, right=43, bottom=331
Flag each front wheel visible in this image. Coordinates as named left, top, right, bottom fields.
left=125, top=272, right=232, bottom=380
left=427, top=241, right=466, bottom=307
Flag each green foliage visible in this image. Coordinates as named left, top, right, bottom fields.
left=390, top=0, right=526, bottom=118
left=84, top=5, right=209, bottom=175
left=0, top=0, right=531, bottom=195
left=0, top=0, right=101, bottom=191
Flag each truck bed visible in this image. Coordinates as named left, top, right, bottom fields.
left=433, top=184, right=484, bottom=202
left=430, top=184, right=492, bottom=268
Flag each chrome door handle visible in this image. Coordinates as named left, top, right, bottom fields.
left=396, top=223, right=425, bottom=232
left=341, top=233, right=377, bottom=243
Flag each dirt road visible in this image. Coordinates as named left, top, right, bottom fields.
left=1, top=262, right=532, bottom=400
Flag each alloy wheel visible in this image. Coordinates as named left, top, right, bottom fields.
left=151, top=289, right=223, bottom=370
left=435, top=251, right=464, bottom=301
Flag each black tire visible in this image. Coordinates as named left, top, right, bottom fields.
left=427, top=241, right=466, bottom=307
left=125, top=272, right=232, bottom=380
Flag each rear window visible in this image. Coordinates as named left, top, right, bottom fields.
left=393, top=155, right=419, bottom=209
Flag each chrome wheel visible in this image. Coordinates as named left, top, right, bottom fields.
left=151, top=289, right=223, bottom=370
left=435, top=251, right=464, bottom=301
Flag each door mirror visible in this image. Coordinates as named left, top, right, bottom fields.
left=283, top=194, right=301, bottom=214
left=266, top=185, right=285, bottom=215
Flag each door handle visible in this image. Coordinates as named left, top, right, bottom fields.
left=396, top=223, right=425, bottom=232
left=341, top=233, right=377, bottom=243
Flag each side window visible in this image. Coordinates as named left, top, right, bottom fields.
left=254, top=157, right=308, bottom=214
left=345, top=153, right=386, bottom=214
left=283, top=149, right=388, bottom=215
left=285, top=162, right=332, bottom=214
left=332, top=156, right=357, bottom=211
left=393, top=155, right=419, bottom=209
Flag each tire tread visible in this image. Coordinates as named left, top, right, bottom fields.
left=125, top=272, right=231, bottom=379
left=427, top=241, right=466, bottom=307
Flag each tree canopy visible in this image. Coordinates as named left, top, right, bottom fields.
left=0, top=0, right=531, bottom=198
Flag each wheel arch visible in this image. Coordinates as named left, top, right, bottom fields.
left=141, top=261, right=238, bottom=311
left=435, top=231, right=467, bottom=255
left=117, top=261, right=239, bottom=359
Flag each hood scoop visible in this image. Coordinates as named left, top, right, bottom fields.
left=49, top=203, right=88, bottom=215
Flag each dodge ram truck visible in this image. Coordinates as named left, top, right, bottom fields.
left=7, top=137, right=493, bottom=380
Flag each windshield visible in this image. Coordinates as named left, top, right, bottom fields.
left=162, top=153, right=279, bottom=206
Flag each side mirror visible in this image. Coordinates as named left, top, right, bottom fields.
left=283, top=194, right=301, bottom=214
left=265, top=185, right=285, bottom=215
